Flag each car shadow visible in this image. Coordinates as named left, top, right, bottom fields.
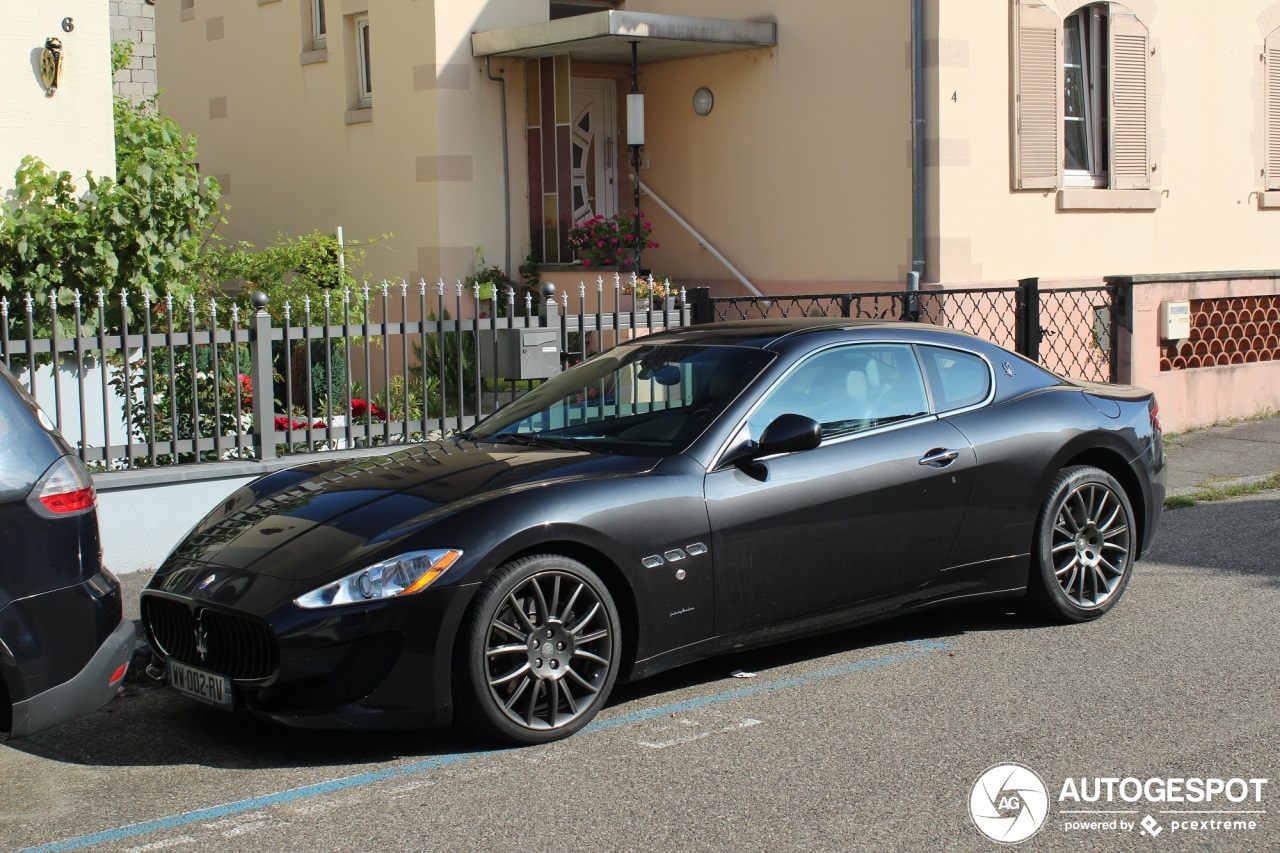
left=607, top=599, right=1039, bottom=707
left=7, top=599, right=1042, bottom=771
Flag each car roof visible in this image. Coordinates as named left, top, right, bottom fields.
left=639, top=318, right=988, bottom=350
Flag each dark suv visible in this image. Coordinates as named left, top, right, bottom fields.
left=0, top=362, right=134, bottom=738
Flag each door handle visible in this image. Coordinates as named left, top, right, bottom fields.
left=605, top=136, right=613, bottom=168
left=918, top=448, right=960, bottom=467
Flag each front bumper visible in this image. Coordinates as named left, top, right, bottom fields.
left=142, top=575, right=479, bottom=731
left=8, top=617, right=134, bottom=739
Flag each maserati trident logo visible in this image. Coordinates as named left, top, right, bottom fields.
left=194, top=613, right=210, bottom=663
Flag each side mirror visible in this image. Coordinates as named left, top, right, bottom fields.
left=719, top=413, right=822, bottom=468
left=758, top=413, right=822, bottom=456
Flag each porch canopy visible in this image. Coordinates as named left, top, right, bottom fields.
left=471, top=10, right=776, bottom=62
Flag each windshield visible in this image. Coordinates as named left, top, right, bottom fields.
left=468, top=343, right=774, bottom=456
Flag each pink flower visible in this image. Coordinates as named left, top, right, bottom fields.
left=596, top=240, right=605, bottom=248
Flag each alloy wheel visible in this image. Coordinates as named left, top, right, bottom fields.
left=1048, top=480, right=1131, bottom=608
left=482, top=569, right=615, bottom=732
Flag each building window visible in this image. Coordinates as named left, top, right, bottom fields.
left=311, top=0, right=326, bottom=50
left=355, top=14, right=372, bottom=108
left=1064, top=5, right=1107, bottom=187
left=1012, top=1, right=1150, bottom=193
left=1265, top=29, right=1280, bottom=193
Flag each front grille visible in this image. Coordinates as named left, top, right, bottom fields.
left=142, top=596, right=279, bottom=681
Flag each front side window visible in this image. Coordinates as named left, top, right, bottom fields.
left=1064, top=5, right=1108, bottom=186
left=748, top=344, right=929, bottom=440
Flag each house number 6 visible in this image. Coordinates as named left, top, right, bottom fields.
left=62, top=17, right=75, bottom=33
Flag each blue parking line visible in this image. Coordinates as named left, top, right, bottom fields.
left=20, top=639, right=952, bottom=852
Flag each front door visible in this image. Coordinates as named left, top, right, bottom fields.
left=569, top=78, right=617, bottom=224
left=704, top=343, right=977, bottom=635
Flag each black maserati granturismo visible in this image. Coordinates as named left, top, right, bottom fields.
left=141, top=319, right=1165, bottom=743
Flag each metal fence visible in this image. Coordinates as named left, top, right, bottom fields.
left=0, top=280, right=690, bottom=472
left=0, top=275, right=1116, bottom=474
left=690, top=278, right=1117, bottom=383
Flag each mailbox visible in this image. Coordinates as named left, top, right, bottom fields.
left=1159, top=300, right=1191, bottom=341
left=479, top=328, right=561, bottom=380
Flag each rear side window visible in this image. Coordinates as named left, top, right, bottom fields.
left=0, top=369, right=58, bottom=500
left=918, top=345, right=992, bottom=412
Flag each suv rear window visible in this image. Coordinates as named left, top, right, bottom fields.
left=0, top=367, right=58, bottom=500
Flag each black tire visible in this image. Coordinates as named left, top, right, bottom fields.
left=456, top=555, right=621, bottom=744
left=1027, top=465, right=1136, bottom=622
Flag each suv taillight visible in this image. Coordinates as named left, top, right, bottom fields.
left=1149, top=400, right=1162, bottom=434
left=28, top=455, right=97, bottom=518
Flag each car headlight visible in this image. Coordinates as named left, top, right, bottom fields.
left=294, top=549, right=463, bottom=609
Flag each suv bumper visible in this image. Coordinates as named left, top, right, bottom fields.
left=8, top=617, right=135, bottom=739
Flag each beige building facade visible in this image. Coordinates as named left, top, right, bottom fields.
left=2, top=2, right=115, bottom=197
left=153, top=0, right=1280, bottom=288
left=154, top=0, right=1280, bottom=428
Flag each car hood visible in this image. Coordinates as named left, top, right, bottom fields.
left=156, top=440, right=659, bottom=583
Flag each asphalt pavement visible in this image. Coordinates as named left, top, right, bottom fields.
left=11, top=413, right=1280, bottom=853
left=1162, top=412, right=1280, bottom=495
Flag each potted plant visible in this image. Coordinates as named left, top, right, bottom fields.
left=623, top=273, right=679, bottom=310
left=566, top=213, right=659, bottom=268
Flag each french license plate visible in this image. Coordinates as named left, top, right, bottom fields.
left=166, top=659, right=233, bottom=709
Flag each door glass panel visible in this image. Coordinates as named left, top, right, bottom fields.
left=748, top=344, right=927, bottom=439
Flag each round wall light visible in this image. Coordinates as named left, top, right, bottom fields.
left=692, top=86, right=714, bottom=116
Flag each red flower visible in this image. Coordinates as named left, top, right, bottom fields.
left=224, top=373, right=253, bottom=411
left=351, top=398, right=387, bottom=422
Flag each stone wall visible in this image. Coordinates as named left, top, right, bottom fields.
left=110, top=0, right=155, bottom=101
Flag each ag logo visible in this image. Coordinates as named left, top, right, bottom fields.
left=969, top=763, right=1049, bottom=844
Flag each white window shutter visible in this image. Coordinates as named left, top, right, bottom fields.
left=1109, top=6, right=1150, bottom=190
left=1266, top=31, right=1280, bottom=191
left=1012, top=1, right=1062, bottom=190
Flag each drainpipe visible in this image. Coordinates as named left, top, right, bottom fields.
left=910, top=0, right=925, bottom=286
left=485, top=56, right=511, bottom=278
